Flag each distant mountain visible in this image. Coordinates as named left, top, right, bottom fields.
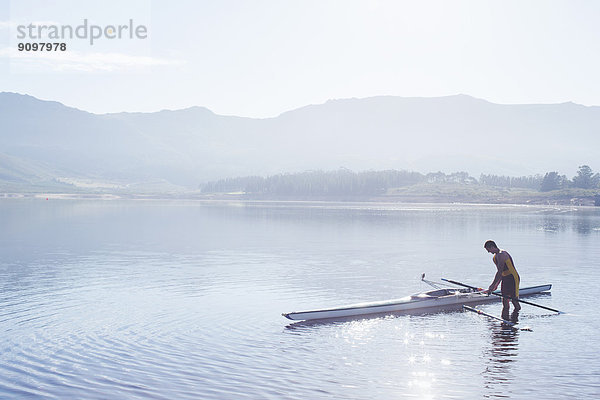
left=1, top=92, right=598, bottom=191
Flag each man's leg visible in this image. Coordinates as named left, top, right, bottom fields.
left=512, top=297, right=521, bottom=311
left=502, top=297, right=510, bottom=320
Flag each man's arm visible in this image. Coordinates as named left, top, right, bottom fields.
left=486, top=252, right=506, bottom=294
left=487, top=269, right=502, bottom=293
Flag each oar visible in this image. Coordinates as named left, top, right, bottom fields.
left=442, top=278, right=562, bottom=314
left=463, top=305, right=532, bottom=331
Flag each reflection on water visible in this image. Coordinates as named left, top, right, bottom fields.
left=482, top=315, right=520, bottom=399
left=540, top=216, right=563, bottom=233
left=538, top=207, right=600, bottom=235
left=574, top=215, right=595, bottom=235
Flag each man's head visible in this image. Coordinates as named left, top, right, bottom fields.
left=484, top=240, right=499, bottom=253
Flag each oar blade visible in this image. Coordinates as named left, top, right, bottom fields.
left=463, top=305, right=531, bottom=331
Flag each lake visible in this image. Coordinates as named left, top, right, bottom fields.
left=1, top=199, right=599, bottom=399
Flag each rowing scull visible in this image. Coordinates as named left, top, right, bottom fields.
left=283, top=284, right=551, bottom=321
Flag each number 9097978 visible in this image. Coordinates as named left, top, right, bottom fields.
left=18, top=42, right=67, bottom=51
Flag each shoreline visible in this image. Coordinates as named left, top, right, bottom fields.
left=1, top=189, right=598, bottom=207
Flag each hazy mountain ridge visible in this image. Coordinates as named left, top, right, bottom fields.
left=0, top=92, right=598, bottom=192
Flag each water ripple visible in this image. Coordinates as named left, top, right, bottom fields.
left=1, top=201, right=599, bottom=399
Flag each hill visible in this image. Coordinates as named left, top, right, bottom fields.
left=1, top=92, right=598, bottom=192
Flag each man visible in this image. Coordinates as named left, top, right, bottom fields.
left=484, top=240, right=521, bottom=316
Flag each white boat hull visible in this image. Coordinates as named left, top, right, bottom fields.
left=283, top=284, right=552, bottom=321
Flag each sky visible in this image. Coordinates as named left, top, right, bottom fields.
left=0, top=0, right=599, bottom=117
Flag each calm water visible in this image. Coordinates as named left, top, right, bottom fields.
left=1, top=199, right=599, bottom=399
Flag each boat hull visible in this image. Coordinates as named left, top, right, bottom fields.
left=283, top=284, right=551, bottom=321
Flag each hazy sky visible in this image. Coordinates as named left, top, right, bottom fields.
left=1, top=0, right=599, bottom=117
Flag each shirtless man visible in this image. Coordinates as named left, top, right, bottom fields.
left=484, top=240, right=521, bottom=315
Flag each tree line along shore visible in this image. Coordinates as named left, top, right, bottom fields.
left=199, top=165, right=600, bottom=206
left=2, top=166, right=598, bottom=206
